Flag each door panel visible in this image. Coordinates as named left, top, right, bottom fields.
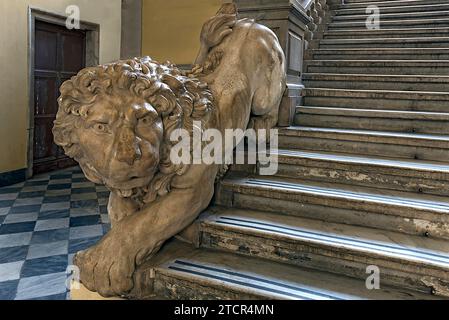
left=33, top=20, right=86, bottom=174
left=35, top=29, right=58, bottom=71
left=62, top=33, right=85, bottom=72
left=34, top=74, right=58, bottom=115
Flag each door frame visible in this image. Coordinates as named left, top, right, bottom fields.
left=27, top=6, right=100, bottom=178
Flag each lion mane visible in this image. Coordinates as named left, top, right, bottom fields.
left=53, top=56, right=215, bottom=204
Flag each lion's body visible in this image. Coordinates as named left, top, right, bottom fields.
left=202, top=19, right=286, bottom=135
left=54, top=7, right=286, bottom=297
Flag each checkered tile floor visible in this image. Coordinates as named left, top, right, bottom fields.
left=0, top=166, right=110, bottom=300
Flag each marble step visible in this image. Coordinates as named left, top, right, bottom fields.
left=302, top=73, right=449, bottom=91
left=147, top=241, right=436, bottom=300
left=265, top=149, right=449, bottom=196
left=332, top=10, right=449, bottom=22
left=335, top=3, right=449, bottom=15
left=199, top=207, right=449, bottom=297
left=318, top=37, right=449, bottom=49
left=328, top=18, right=449, bottom=30
left=302, top=88, right=449, bottom=112
left=323, top=28, right=449, bottom=39
left=278, top=126, right=449, bottom=161
left=295, top=106, right=449, bottom=135
left=305, top=60, right=449, bottom=75
left=345, top=0, right=420, bottom=2
left=339, top=0, right=449, bottom=8
left=306, top=48, right=449, bottom=60
left=215, top=175, right=449, bottom=239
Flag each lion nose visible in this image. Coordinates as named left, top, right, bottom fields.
left=116, top=125, right=142, bottom=166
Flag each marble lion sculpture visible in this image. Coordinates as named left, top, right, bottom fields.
left=53, top=4, right=286, bottom=297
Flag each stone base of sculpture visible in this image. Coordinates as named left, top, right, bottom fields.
left=54, top=3, right=286, bottom=298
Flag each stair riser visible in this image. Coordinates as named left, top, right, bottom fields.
left=339, top=0, right=449, bottom=8
left=328, top=21, right=449, bottom=30
left=295, top=114, right=449, bottom=135
left=319, top=41, right=449, bottom=49
left=303, top=79, right=449, bottom=91
left=306, top=65, right=449, bottom=76
left=336, top=5, right=449, bottom=15
left=323, top=31, right=449, bottom=39
left=154, top=272, right=268, bottom=300
left=232, top=155, right=449, bottom=197
left=215, top=188, right=449, bottom=240
left=269, top=160, right=449, bottom=197
left=332, top=12, right=449, bottom=22
left=278, top=135, right=449, bottom=162
left=200, top=226, right=446, bottom=295
left=303, top=96, right=449, bottom=112
left=309, top=52, right=449, bottom=60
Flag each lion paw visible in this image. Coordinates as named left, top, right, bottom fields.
left=73, top=236, right=135, bottom=297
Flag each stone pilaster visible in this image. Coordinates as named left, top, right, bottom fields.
left=234, top=0, right=312, bottom=126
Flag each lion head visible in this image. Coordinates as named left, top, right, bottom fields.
left=53, top=57, right=214, bottom=203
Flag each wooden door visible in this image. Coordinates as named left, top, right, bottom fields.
left=33, top=20, right=86, bottom=174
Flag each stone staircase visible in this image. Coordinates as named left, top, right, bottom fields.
left=134, top=0, right=449, bottom=300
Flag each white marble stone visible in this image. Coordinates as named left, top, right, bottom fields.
left=3, top=212, right=38, bottom=224
left=15, top=272, right=68, bottom=300
left=69, top=225, right=103, bottom=240
left=0, top=193, right=18, bottom=201
left=40, top=202, right=70, bottom=212
left=27, top=240, right=69, bottom=260
left=70, top=208, right=100, bottom=217
left=0, top=261, right=24, bottom=282
left=0, top=232, right=32, bottom=248
left=13, top=198, right=43, bottom=206
left=34, top=218, right=70, bottom=232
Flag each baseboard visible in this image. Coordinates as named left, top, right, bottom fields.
left=0, top=168, right=26, bottom=188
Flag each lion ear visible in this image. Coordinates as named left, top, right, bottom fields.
left=217, top=3, right=237, bottom=15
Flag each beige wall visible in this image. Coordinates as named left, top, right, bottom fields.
left=0, top=0, right=122, bottom=173
left=142, top=0, right=228, bottom=65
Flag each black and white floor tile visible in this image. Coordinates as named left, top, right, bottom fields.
left=0, top=166, right=110, bottom=300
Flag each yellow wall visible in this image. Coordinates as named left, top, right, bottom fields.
left=142, top=0, right=229, bottom=65
left=0, top=0, right=122, bottom=173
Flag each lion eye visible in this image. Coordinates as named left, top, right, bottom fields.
left=93, top=123, right=109, bottom=133
left=139, top=115, right=155, bottom=126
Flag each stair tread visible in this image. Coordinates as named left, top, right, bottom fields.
left=329, top=17, right=449, bottom=26
left=222, top=173, right=449, bottom=212
left=333, top=10, right=449, bottom=20
left=303, top=87, right=449, bottom=99
left=309, top=48, right=449, bottom=54
left=325, top=27, right=449, bottom=33
left=296, top=106, right=449, bottom=120
left=202, top=207, right=449, bottom=268
left=306, top=60, right=449, bottom=63
left=340, top=0, right=449, bottom=8
left=281, top=126, right=449, bottom=142
left=304, top=73, right=449, bottom=81
left=337, top=3, right=449, bottom=14
left=321, top=37, right=449, bottom=42
left=275, top=149, right=449, bottom=173
left=153, top=240, right=437, bottom=300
